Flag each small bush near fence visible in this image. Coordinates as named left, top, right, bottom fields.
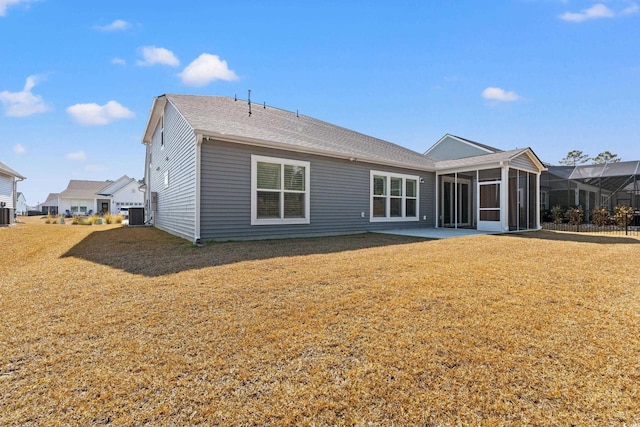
left=542, top=204, right=639, bottom=236
left=614, top=204, right=634, bottom=227
left=551, top=205, right=564, bottom=224
left=565, top=207, right=584, bottom=225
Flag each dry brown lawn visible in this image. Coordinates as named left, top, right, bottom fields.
left=1, top=217, right=639, bottom=425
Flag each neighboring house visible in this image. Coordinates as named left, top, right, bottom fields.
left=38, top=193, right=60, bottom=215
left=16, top=192, right=27, bottom=215
left=57, top=176, right=144, bottom=216
left=0, top=161, right=26, bottom=225
left=96, top=175, right=144, bottom=214
left=58, top=180, right=112, bottom=216
left=542, top=161, right=640, bottom=221
left=142, top=95, right=546, bottom=242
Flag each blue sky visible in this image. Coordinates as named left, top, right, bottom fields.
left=1, top=0, right=639, bottom=206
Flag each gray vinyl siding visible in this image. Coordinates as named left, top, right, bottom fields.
left=200, top=139, right=435, bottom=241
left=148, top=102, right=197, bottom=241
left=426, top=136, right=492, bottom=161
left=0, top=174, right=14, bottom=209
left=509, top=153, right=539, bottom=173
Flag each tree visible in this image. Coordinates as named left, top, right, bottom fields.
left=559, top=150, right=590, bottom=166
left=592, top=151, right=621, bottom=164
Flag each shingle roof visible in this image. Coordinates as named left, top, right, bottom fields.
left=0, top=161, right=25, bottom=179
left=41, top=193, right=60, bottom=206
left=59, top=180, right=110, bottom=199
left=160, top=95, right=436, bottom=170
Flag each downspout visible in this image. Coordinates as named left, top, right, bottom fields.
left=14, top=176, right=24, bottom=221
left=194, top=134, right=203, bottom=243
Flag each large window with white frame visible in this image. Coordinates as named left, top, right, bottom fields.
left=251, top=155, right=310, bottom=225
left=370, top=170, right=419, bottom=222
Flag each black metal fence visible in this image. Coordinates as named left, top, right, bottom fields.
left=542, top=221, right=640, bottom=237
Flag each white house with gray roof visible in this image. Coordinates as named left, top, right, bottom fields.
left=142, top=94, right=546, bottom=242
left=57, top=176, right=143, bottom=216
left=0, top=161, right=26, bottom=225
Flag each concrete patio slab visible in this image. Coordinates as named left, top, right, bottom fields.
left=372, top=228, right=502, bottom=239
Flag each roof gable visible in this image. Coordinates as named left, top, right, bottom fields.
left=97, top=175, right=134, bottom=196
left=0, top=161, right=26, bottom=179
left=424, top=134, right=502, bottom=161
left=435, top=147, right=546, bottom=172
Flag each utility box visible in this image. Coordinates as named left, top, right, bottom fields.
left=0, top=208, right=11, bottom=225
left=150, top=192, right=158, bottom=212
left=128, top=207, right=145, bottom=226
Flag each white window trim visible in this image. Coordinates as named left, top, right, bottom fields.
left=251, top=155, right=311, bottom=226
left=370, top=170, right=420, bottom=222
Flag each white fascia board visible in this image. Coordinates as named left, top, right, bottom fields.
left=142, top=97, right=167, bottom=144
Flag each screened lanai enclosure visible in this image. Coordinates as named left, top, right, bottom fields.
left=541, top=161, right=640, bottom=223
left=437, top=167, right=540, bottom=232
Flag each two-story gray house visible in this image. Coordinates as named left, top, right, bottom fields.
left=142, top=95, right=545, bottom=242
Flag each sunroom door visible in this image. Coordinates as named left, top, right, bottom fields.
left=478, top=181, right=502, bottom=231
left=442, top=177, right=471, bottom=228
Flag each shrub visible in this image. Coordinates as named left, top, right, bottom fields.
left=591, top=206, right=610, bottom=226
left=614, top=204, right=634, bottom=227
left=114, top=215, right=123, bottom=224
left=103, top=214, right=113, bottom=224
left=540, top=209, right=553, bottom=223
left=551, top=205, right=564, bottom=224
left=565, top=207, right=584, bottom=226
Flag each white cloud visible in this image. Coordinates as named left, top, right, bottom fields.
left=13, top=143, right=26, bottom=155
left=111, top=57, right=126, bottom=65
left=0, top=75, right=50, bottom=117
left=560, top=3, right=615, bottom=22
left=66, top=151, right=87, bottom=161
left=0, top=0, right=37, bottom=17
left=66, top=100, right=135, bottom=126
left=136, top=46, right=179, bottom=67
left=95, top=19, right=131, bottom=31
left=179, top=53, right=238, bottom=86
left=482, top=87, right=521, bottom=102
left=621, top=2, right=640, bottom=15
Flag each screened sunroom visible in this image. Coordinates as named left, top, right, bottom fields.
left=435, top=148, right=546, bottom=232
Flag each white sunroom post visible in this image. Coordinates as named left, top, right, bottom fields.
left=435, top=173, right=439, bottom=229
left=476, top=170, right=480, bottom=229
left=536, top=172, right=541, bottom=229
left=454, top=172, right=458, bottom=229
left=501, top=164, right=509, bottom=232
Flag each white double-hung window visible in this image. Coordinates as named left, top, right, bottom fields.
left=251, top=155, right=310, bottom=225
left=370, top=170, right=419, bottom=222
